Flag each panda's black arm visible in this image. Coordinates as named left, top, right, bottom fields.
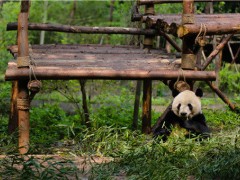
left=184, top=114, right=211, bottom=134
left=153, top=111, right=180, bottom=139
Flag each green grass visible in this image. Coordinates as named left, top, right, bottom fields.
left=84, top=120, right=240, bottom=179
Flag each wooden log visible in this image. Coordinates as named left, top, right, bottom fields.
left=138, top=0, right=236, bottom=5
left=5, top=66, right=217, bottom=81
left=7, top=22, right=157, bottom=36
left=142, top=80, right=152, bottom=134
left=177, top=22, right=240, bottom=38
left=202, top=34, right=234, bottom=70
left=206, top=81, right=235, bottom=111
left=144, top=14, right=240, bottom=24
left=146, top=14, right=240, bottom=37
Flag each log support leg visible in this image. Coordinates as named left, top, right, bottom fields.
left=8, top=81, right=19, bottom=134
left=17, top=80, right=30, bottom=154
left=206, top=81, right=236, bottom=111
left=142, top=80, right=152, bottom=134
left=133, top=80, right=142, bottom=130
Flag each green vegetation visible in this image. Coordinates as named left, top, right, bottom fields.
left=1, top=1, right=240, bottom=179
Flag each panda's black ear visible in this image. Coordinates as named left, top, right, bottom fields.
left=172, top=89, right=179, bottom=97
left=195, top=88, right=203, bottom=98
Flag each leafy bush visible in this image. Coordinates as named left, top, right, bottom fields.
left=0, top=82, right=11, bottom=116
left=219, top=64, right=240, bottom=94
left=90, top=87, right=135, bottom=128
left=30, top=104, right=70, bottom=148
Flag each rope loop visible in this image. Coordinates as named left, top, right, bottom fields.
left=17, top=98, right=30, bottom=110
left=174, top=69, right=190, bottom=92
left=195, top=23, right=207, bottom=47
left=17, top=56, right=30, bottom=67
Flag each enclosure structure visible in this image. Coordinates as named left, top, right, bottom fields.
left=4, top=0, right=240, bottom=154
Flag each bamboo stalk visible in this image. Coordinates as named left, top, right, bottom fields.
left=7, top=22, right=157, bottom=36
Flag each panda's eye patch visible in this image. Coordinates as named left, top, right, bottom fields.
left=188, top=104, right=193, bottom=111
left=177, top=103, right=181, bottom=110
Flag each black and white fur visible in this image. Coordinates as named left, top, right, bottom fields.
left=154, top=88, right=210, bottom=140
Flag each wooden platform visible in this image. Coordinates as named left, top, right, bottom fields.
left=5, top=44, right=216, bottom=81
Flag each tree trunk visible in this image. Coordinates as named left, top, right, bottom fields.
left=40, top=1, right=48, bottom=45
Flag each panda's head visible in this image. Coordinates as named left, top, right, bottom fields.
left=172, top=88, right=203, bottom=120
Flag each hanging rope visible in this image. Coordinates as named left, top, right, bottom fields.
left=174, top=69, right=190, bottom=92
left=195, top=23, right=207, bottom=47
left=28, top=45, right=42, bottom=101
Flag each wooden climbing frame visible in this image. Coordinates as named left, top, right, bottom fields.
left=4, top=0, right=240, bottom=154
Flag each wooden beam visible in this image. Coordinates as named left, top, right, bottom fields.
left=177, top=22, right=240, bottom=38
left=138, top=0, right=237, bottom=5
left=206, top=81, right=236, bottom=111
left=146, top=14, right=240, bottom=37
left=5, top=66, right=217, bottom=81
left=7, top=22, right=157, bottom=36
left=202, top=34, right=234, bottom=70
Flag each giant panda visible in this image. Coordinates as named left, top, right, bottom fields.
left=153, top=88, right=211, bottom=140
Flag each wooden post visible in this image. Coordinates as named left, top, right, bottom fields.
left=17, top=0, right=30, bottom=154
left=79, top=80, right=91, bottom=128
left=143, top=3, right=155, bottom=50
left=133, top=80, right=142, bottom=130
left=18, top=80, right=30, bottom=154
left=142, top=80, right=152, bottom=134
left=8, top=81, right=19, bottom=134
left=181, top=0, right=196, bottom=70
left=141, top=3, right=154, bottom=134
